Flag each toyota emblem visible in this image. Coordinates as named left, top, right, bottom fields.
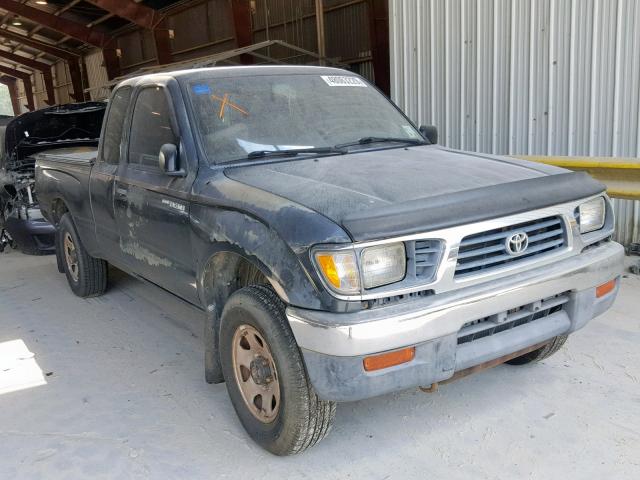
left=506, top=232, right=529, bottom=256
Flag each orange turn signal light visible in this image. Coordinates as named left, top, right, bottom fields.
left=363, top=347, right=415, bottom=372
left=596, top=279, right=617, bottom=298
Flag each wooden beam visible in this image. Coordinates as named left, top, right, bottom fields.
left=0, top=64, right=34, bottom=111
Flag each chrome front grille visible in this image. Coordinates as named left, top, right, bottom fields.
left=455, top=216, right=566, bottom=277
left=457, top=292, right=570, bottom=345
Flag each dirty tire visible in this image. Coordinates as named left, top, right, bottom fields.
left=506, top=335, right=568, bottom=365
left=220, top=285, right=336, bottom=455
left=58, top=213, right=107, bottom=297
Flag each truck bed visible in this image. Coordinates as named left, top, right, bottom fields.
left=35, top=147, right=98, bottom=246
left=36, top=146, right=98, bottom=166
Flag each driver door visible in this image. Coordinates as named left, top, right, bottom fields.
left=113, top=85, right=198, bottom=303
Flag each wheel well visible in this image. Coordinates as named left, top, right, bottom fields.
left=203, top=251, right=284, bottom=385
left=49, top=198, right=69, bottom=225
left=202, top=251, right=270, bottom=314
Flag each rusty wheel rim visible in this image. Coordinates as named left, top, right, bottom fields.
left=63, top=232, right=79, bottom=282
left=232, top=324, right=281, bottom=423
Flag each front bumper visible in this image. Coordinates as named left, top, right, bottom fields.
left=287, top=241, right=624, bottom=401
left=4, top=214, right=56, bottom=255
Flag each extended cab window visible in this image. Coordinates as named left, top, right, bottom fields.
left=102, top=87, right=131, bottom=165
left=128, top=87, right=178, bottom=168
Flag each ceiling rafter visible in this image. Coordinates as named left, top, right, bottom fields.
left=0, top=47, right=55, bottom=104
left=0, top=0, right=121, bottom=79
left=0, top=26, right=85, bottom=100
left=0, top=62, right=34, bottom=110
left=84, top=0, right=171, bottom=64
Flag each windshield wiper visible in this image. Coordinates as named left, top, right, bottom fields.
left=335, top=136, right=427, bottom=149
left=246, top=146, right=346, bottom=159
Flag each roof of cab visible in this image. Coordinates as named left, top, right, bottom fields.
left=116, top=65, right=355, bottom=88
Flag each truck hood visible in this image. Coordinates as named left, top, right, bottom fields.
left=1, top=101, right=105, bottom=172
left=224, top=146, right=605, bottom=241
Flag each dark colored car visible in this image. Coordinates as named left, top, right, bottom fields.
left=0, top=102, right=105, bottom=254
left=35, top=67, right=623, bottom=455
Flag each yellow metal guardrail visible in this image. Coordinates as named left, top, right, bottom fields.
left=513, top=156, right=640, bottom=200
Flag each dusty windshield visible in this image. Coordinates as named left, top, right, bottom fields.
left=187, top=73, right=423, bottom=164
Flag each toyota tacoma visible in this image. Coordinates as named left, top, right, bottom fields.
left=35, top=66, right=624, bottom=455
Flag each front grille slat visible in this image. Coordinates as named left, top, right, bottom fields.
left=459, top=218, right=562, bottom=248
left=456, top=238, right=565, bottom=272
left=455, top=216, right=566, bottom=277
left=412, top=239, right=444, bottom=280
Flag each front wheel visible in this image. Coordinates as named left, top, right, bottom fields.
left=219, top=285, right=336, bottom=455
left=506, top=335, right=568, bottom=365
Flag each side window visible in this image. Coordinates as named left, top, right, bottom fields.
left=102, top=87, right=132, bottom=165
left=128, top=87, right=178, bottom=169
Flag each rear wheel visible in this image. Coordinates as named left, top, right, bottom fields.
left=506, top=335, right=568, bottom=365
left=220, top=285, right=336, bottom=455
left=58, top=213, right=107, bottom=297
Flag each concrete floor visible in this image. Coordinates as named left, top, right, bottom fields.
left=0, top=249, right=639, bottom=480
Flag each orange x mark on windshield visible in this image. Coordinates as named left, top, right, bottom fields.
left=211, top=93, right=249, bottom=119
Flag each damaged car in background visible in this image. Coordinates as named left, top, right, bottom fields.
left=0, top=102, right=105, bottom=253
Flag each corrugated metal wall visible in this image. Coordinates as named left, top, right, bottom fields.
left=389, top=0, right=640, bottom=246
left=84, top=49, right=110, bottom=101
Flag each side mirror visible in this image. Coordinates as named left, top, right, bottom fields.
left=419, top=125, right=438, bottom=145
left=158, top=143, right=185, bottom=177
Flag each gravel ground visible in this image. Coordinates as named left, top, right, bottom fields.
left=1, top=249, right=639, bottom=479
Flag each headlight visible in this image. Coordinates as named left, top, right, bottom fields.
left=577, top=197, right=606, bottom=233
left=314, top=250, right=360, bottom=295
left=361, top=243, right=406, bottom=289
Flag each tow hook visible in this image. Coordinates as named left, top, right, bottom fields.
left=419, top=383, right=439, bottom=393
left=418, top=340, right=549, bottom=394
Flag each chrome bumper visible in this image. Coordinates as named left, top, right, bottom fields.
left=287, top=241, right=624, bottom=357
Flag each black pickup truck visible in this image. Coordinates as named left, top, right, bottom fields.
left=36, top=66, right=624, bottom=455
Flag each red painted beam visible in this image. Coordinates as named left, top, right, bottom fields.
left=0, top=0, right=111, bottom=48
left=367, top=0, right=390, bottom=96
left=0, top=75, right=20, bottom=115
left=231, top=0, right=253, bottom=65
left=85, top=0, right=172, bottom=65
left=153, top=19, right=172, bottom=65
left=67, top=59, right=85, bottom=101
left=0, top=29, right=81, bottom=59
left=0, top=0, right=120, bottom=79
left=0, top=30, right=85, bottom=100
left=86, top=0, right=160, bottom=30
left=0, top=64, right=34, bottom=111
left=0, top=50, right=55, bottom=105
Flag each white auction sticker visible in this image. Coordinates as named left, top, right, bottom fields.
left=321, top=75, right=367, bottom=87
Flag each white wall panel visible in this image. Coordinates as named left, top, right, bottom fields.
left=390, top=0, right=640, bottom=245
